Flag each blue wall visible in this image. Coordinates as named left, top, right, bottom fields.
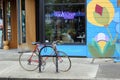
left=57, top=0, right=120, bottom=57
left=87, top=0, right=120, bottom=57
left=57, top=45, right=87, bottom=56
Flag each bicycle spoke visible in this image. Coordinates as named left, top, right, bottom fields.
left=53, top=51, right=71, bottom=72
left=19, top=52, right=39, bottom=71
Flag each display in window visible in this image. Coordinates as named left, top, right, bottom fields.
left=44, top=3, right=86, bottom=44
left=45, top=11, right=85, bottom=44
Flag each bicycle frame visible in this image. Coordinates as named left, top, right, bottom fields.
left=19, top=41, right=71, bottom=72
left=28, top=43, right=53, bottom=67
left=27, top=44, right=39, bottom=63
left=26, top=41, right=63, bottom=72
left=39, top=41, right=60, bottom=72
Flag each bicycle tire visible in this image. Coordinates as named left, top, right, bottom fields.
left=39, top=46, right=55, bottom=71
left=19, top=51, right=39, bottom=71
left=53, top=51, right=71, bottom=72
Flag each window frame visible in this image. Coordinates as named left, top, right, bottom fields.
left=36, top=0, right=87, bottom=45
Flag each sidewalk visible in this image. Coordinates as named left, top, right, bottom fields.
left=0, top=60, right=99, bottom=80
left=0, top=49, right=99, bottom=80
left=0, top=49, right=120, bottom=80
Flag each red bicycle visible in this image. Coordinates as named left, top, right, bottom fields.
left=19, top=41, right=71, bottom=72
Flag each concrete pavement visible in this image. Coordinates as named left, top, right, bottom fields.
left=0, top=49, right=120, bottom=80
left=0, top=60, right=98, bottom=80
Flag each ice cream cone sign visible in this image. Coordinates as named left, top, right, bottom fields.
left=88, top=33, right=115, bottom=58
left=94, top=33, right=108, bottom=52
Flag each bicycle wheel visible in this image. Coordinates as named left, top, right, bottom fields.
left=19, top=51, right=39, bottom=71
left=39, top=46, right=55, bottom=71
left=53, top=51, right=71, bottom=72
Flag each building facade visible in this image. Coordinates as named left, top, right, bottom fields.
left=0, top=0, right=120, bottom=58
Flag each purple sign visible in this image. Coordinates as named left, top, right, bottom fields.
left=54, top=11, right=76, bottom=19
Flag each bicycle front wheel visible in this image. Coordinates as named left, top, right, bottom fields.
left=53, top=51, right=71, bottom=72
left=19, top=51, right=39, bottom=71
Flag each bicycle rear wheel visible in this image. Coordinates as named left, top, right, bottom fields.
left=53, top=51, right=71, bottom=72
left=19, top=51, right=39, bottom=71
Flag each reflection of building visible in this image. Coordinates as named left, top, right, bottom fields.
left=1, top=0, right=120, bottom=57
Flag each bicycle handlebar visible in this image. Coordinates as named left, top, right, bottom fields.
left=53, top=40, right=63, bottom=44
left=32, top=42, right=41, bottom=45
left=32, top=40, right=63, bottom=45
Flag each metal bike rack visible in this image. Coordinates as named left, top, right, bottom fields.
left=56, top=53, right=58, bottom=72
left=39, top=51, right=59, bottom=73
left=39, top=51, right=42, bottom=72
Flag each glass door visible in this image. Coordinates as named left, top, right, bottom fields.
left=21, top=0, right=26, bottom=43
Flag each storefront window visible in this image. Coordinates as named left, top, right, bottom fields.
left=7, top=1, right=11, bottom=41
left=21, top=0, right=26, bottom=43
left=44, top=0, right=86, bottom=44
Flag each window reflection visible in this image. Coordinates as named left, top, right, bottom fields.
left=7, top=1, right=11, bottom=41
left=45, top=1, right=86, bottom=44
left=21, top=0, right=26, bottom=43
left=45, top=0, right=85, bottom=3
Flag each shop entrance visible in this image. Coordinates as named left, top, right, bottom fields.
left=1, top=0, right=36, bottom=50
left=1, top=0, right=18, bottom=49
